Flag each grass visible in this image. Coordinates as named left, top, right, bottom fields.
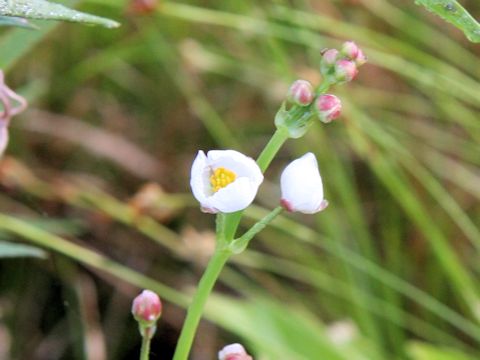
left=0, top=0, right=479, bottom=359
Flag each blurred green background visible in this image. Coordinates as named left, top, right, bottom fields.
left=0, top=0, right=479, bottom=359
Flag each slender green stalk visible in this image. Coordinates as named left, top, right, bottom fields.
left=140, top=328, right=153, bottom=360
left=172, top=248, right=231, bottom=360
left=256, top=127, right=289, bottom=172
left=230, top=206, right=284, bottom=254
left=316, top=80, right=331, bottom=95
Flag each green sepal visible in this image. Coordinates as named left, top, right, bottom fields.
left=274, top=102, right=315, bottom=139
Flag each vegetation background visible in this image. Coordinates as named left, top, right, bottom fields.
left=0, top=0, right=479, bottom=359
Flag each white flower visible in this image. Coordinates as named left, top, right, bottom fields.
left=280, top=152, right=328, bottom=214
left=218, top=343, right=252, bottom=360
left=0, top=125, right=8, bottom=158
left=190, top=150, right=263, bottom=214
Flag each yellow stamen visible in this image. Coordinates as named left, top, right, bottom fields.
left=210, top=167, right=237, bottom=192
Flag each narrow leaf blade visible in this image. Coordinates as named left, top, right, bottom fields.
left=0, top=240, right=47, bottom=258
left=0, top=0, right=120, bottom=28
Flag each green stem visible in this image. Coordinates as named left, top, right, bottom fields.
left=229, top=206, right=284, bottom=253
left=316, top=79, right=331, bottom=95
left=256, top=127, right=290, bottom=172
left=140, top=327, right=153, bottom=360
left=172, top=248, right=231, bottom=360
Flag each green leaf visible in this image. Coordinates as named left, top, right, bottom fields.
left=415, top=0, right=480, bottom=43
left=208, top=295, right=383, bottom=360
left=407, top=341, right=477, bottom=360
left=0, top=240, right=47, bottom=258
left=0, top=0, right=120, bottom=28
left=0, top=15, right=36, bottom=28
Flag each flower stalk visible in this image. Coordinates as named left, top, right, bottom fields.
left=172, top=248, right=231, bottom=360
left=140, top=327, right=154, bottom=360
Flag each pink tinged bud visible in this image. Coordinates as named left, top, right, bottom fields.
left=131, top=290, right=162, bottom=325
left=341, top=41, right=360, bottom=60
left=280, top=153, right=328, bottom=214
left=334, top=59, right=358, bottom=83
left=355, top=48, right=367, bottom=66
left=218, top=344, right=253, bottom=360
left=315, top=94, right=342, bottom=123
left=0, top=125, right=9, bottom=158
left=129, top=0, right=158, bottom=14
left=287, top=80, right=314, bottom=106
left=322, top=49, right=339, bottom=66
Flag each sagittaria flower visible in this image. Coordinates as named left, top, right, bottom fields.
left=280, top=153, right=328, bottom=214
left=190, top=150, right=263, bottom=214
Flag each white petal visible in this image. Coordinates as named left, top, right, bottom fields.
left=0, top=126, right=9, bottom=158
left=207, top=150, right=263, bottom=186
left=207, top=177, right=257, bottom=213
left=280, top=153, right=325, bottom=214
left=190, top=151, right=211, bottom=206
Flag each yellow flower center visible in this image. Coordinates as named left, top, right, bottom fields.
left=210, top=167, right=237, bottom=192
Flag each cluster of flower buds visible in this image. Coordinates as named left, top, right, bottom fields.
left=286, top=80, right=341, bottom=124
left=321, top=41, right=367, bottom=85
left=131, top=289, right=163, bottom=338
left=276, top=41, right=365, bottom=138
left=0, top=70, right=27, bottom=158
left=218, top=343, right=253, bottom=360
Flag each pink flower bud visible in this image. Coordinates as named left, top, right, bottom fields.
left=355, top=48, right=367, bottom=66
left=322, top=49, right=339, bottom=66
left=341, top=41, right=360, bottom=60
left=218, top=343, right=253, bottom=360
left=129, top=0, right=158, bottom=14
left=334, top=59, right=358, bottom=83
left=131, top=290, right=162, bottom=325
left=287, top=80, right=314, bottom=106
left=315, top=94, right=341, bottom=123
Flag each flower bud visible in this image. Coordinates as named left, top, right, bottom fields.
left=322, top=48, right=339, bottom=66
left=131, top=290, right=162, bottom=326
left=280, top=153, right=328, bottom=214
left=340, top=41, right=360, bottom=60
left=355, top=48, right=367, bottom=66
left=129, top=0, right=158, bottom=14
left=320, top=48, right=339, bottom=77
left=314, top=94, right=341, bottom=123
left=287, top=80, right=314, bottom=106
left=218, top=343, right=253, bottom=360
left=334, top=59, right=358, bottom=83
left=0, top=125, right=9, bottom=158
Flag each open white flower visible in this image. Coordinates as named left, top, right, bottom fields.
left=190, top=150, right=263, bottom=214
left=280, top=152, right=328, bottom=214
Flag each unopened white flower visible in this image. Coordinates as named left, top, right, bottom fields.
left=280, top=152, right=328, bottom=214
left=190, top=150, right=263, bottom=214
left=0, top=125, right=8, bottom=158
left=218, top=343, right=252, bottom=360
